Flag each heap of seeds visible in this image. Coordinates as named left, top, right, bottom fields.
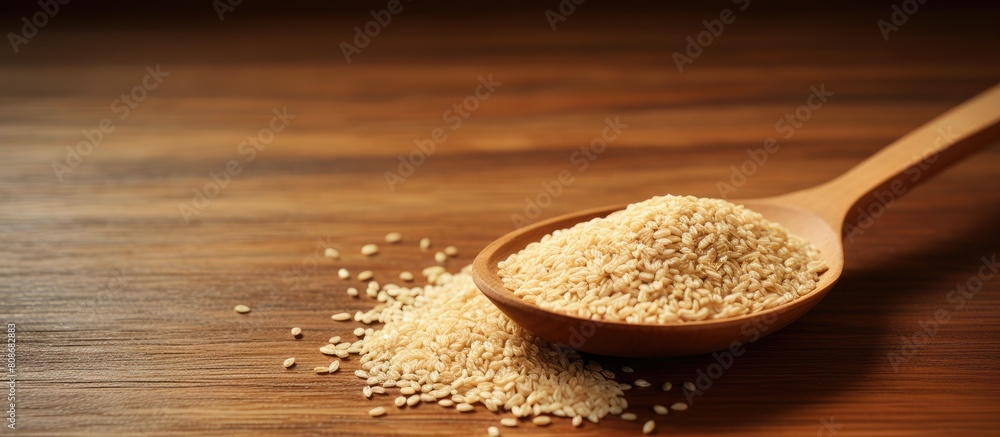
left=498, top=195, right=828, bottom=323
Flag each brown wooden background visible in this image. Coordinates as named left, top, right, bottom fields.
left=1, top=2, right=999, bottom=436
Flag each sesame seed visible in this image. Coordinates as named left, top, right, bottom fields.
left=438, top=399, right=454, bottom=407
left=328, top=360, right=340, bottom=373
left=346, top=287, right=359, bottom=297
left=444, top=245, right=458, bottom=256
left=357, top=270, right=374, bottom=281
left=385, top=232, right=402, bottom=243
left=313, top=366, right=329, bottom=374
left=456, top=403, right=474, bottom=412
left=324, top=248, right=339, bottom=259
left=621, top=366, right=634, bottom=373
left=621, top=412, right=637, bottom=421
left=500, top=418, right=517, bottom=427
left=406, top=394, right=420, bottom=406
left=487, top=426, right=500, bottom=437
left=394, top=396, right=406, bottom=407
left=363, top=386, right=373, bottom=398
left=683, top=382, right=696, bottom=392
left=290, top=327, right=302, bottom=337
left=434, top=252, right=447, bottom=264
left=643, top=420, right=656, bottom=434
left=572, top=415, right=583, bottom=427
left=419, top=237, right=431, bottom=250
left=634, top=379, right=651, bottom=388
left=328, top=336, right=340, bottom=344
left=282, top=357, right=295, bottom=368
left=532, top=416, right=551, bottom=426
left=660, top=382, right=672, bottom=392
left=338, top=268, right=350, bottom=279
left=652, top=405, right=668, bottom=415
left=371, top=386, right=385, bottom=394
left=400, top=387, right=415, bottom=395
left=368, top=406, right=386, bottom=417
left=361, top=244, right=379, bottom=256
left=233, top=305, right=251, bottom=314
left=353, top=327, right=366, bottom=337
left=331, top=313, right=352, bottom=321
left=399, top=271, right=414, bottom=281
left=670, top=402, right=688, bottom=411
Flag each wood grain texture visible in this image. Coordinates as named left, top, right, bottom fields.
left=1, top=3, right=999, bottom=436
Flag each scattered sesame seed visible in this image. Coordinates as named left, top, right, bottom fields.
left=394, top=396, right=407, bottom=407
left=532, top=416, right=551, bottom=426
left=363, top=386, right=373, bottom=398
left=438, top=399, right=454, bottom=407
left=371, top=386, right=385, bottom=394
left=670, top=402, right=689, bottom=411
left=500, top=418, right=518, bottom=427
left=572, top=415, right=583, bottom=427
left=652, top=405, right=668, bottom=415
left=643, top=420, right=656, bottom=435
left=683, top=382, right=696, bottom=392
left=328, top=360, right=340, bottom=373
left=419, top=237, right=431, bottom=250
left=353, top=327, right=366, bottom=337
left=233, top=305, right=251, bottom=314
left=331, top=313, right=352, bottom=321
left=444, top=245, right=458, bottom=256
left=621, top=366, right=634, bottom=373
left=324, top=248, right=340, bottom=259
left=456, top=403, right=474, bottom=412
left=400, top=387, right=415, bottom=395
left=406, top=394, right=420, bottom=406
left=399, top=271, right=414, bottom=281
left=357, top=270, right=374, bottom=281
left=368, top=406, right=386, bottom=417
left=385, top=232, right=402, bottom=243
left=621, top=412, right=638, bottom=421
left=660, top=382, right=672, bottom=392
left=282, top=357, right=295, bottom=368
left=487, top=426, right=500, bottom=437
left=361, top=244, right=379, bottom=256
left=290, top=327, right=302, bottom=337
left=346, top=287, right=359, bottom=297
left=338, top=268, right=350, bottom=279
left=434, top=251, right=447, bottom=264
left=328, top=336, right=340, bottom=344
left=634, top=379, right=651, bottom=388
left=620, top=383, right=632, bottom=390
left=313, top=366, right=329, bottom=374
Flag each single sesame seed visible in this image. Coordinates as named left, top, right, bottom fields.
left=406, top=394, right=420, bottom=406
left=500, top=418, right=518, bottom=427
left=353, top=327, right=366, bottom=337
left=371, top=386, right=385, bottom=394
left=652, top=405, right=668, bottom=415
left=363, top=386, right=373, bottom=398
left=621, top=366, right=634, bottom=373
left=532, top=416, right=551, bottom=426
left=346, top=287, right=359, bottom=297
left=444, top=245, right=458, bottom=256
left=361, top=244, right=379, bottom=256
left=487, top=426, right=500, bottom=437
left=357, top=270, right=374, bottom=281
left=385, top=232, right=402, bottom=243
left=338, top=268, right=350, bottom=279
left=328, top=360, right=340, bottom=373
left=438, top=399, right=454, bottom=407
left=572, top=415, right=583, bottom=427
left=634, top=378, right=651, bottom=388
left=328, top=336, right=340, bottom=344
left=368, top=406, right=386, bottom=417
left=670, top=402, right=689, bottom=411
left=290, top=327, right=302, bottom=337
left=394, top=396, right=407, bottom=407
left=331, top=313, right=352, bottom=321
left=420, top=393, right=435, bottom=403
left=683, top=382, right=696, bottom=392
left=399, top=271, right=414, bottom=281
left=620, top=383, right=632, bottom=390
left=400, top=387, right=415, bottom=395
left=419, top=237, right=431, bottom=250
left=324, top=248, right=339, bottom=259
left=643, top=420, right=656, bottom=434
left=313, top=366, right=329, bottom=374
left=233, top=305, right=251, bottom=314
left=621, top=412, right=638, bottom=421
left=282, top=357, right=295, bottom=368
left=434, top=252, right=447, bottom=264
left=456, top=403, right=474, bottom=412
left=660, top=382, right=672, bottom=392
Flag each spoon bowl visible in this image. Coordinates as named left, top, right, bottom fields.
left=472, top=84, right=1000, bottom=357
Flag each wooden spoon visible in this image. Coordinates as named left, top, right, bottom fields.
left=472, top=84, right=1000, bottom=357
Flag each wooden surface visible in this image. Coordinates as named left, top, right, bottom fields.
left=2, top=3, right=1000, bottom=436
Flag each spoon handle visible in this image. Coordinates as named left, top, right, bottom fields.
left=795, top=83, right=1000, bottom=229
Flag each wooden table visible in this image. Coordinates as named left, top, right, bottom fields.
left=2, top=3, right=999, bottom=436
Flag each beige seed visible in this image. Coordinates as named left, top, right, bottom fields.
left=456, top=403, right=474, bottom=412
left=357, top=270, right=374, bottom=281
left=406, top=394, right=420, bottom=406
left=331, top=313, right=351, bottom=321
left=399, top=271, right=414, bottom=281
left=500, top=418, right=518, bottom=427
left=532, top=416, right=551, bottom=426
left=324, top=248, right=339, bottom=258
left=683, top=381, right=696, bottom=392
left=282, top=357, right=295, bottom=368
left=438, top=399, right=454, bottom=407
left=487, top=426, right=500, bottom=437
left=385, top=232, right=402, bottom=243
left=444, top=245, right=458, bottom=256
left=643, top=420, right=656, bottom=435
left=621, top=412, right=638, bottom=421
left=652, top=405, right=668, bottom=415
left=290, top=327, right=302, bottom=337
left=419, top=237, right=431, bottom=250
left=363, top=386, right=373, bottom=398
left=634, top=378, right=651, bottom=388
left=400, top=386, right=415, bottom=395
left=671, top=402, right=689, bottom=411
left=621, top=366, right=634, bottom=373
left=394, top=396, right=407, bottom=407
left=313, top=366, right=329, bottom=374
left=420, top=393, right=435, bottom=403
left=353, top=327, right=366, bottom=337
left=233, top=304, right=251, bottom=314
left=371, top=386, right=385, bottom=394
left=346, top=287, right=359, bottom=297
left=572, top=415, right=583, bottom=427
left=361, top=244, right=379, bottom=256
left=328, top=360, right=340, bottom=373
left=434, top=251, right=447, bottom=264
left=338, top=268, right=350, bottom=279
left=328, top=336, right=341, bottom=344
left=660, top=382, right=672, bottom=392
left=368, top=406, right=386, bottom=417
